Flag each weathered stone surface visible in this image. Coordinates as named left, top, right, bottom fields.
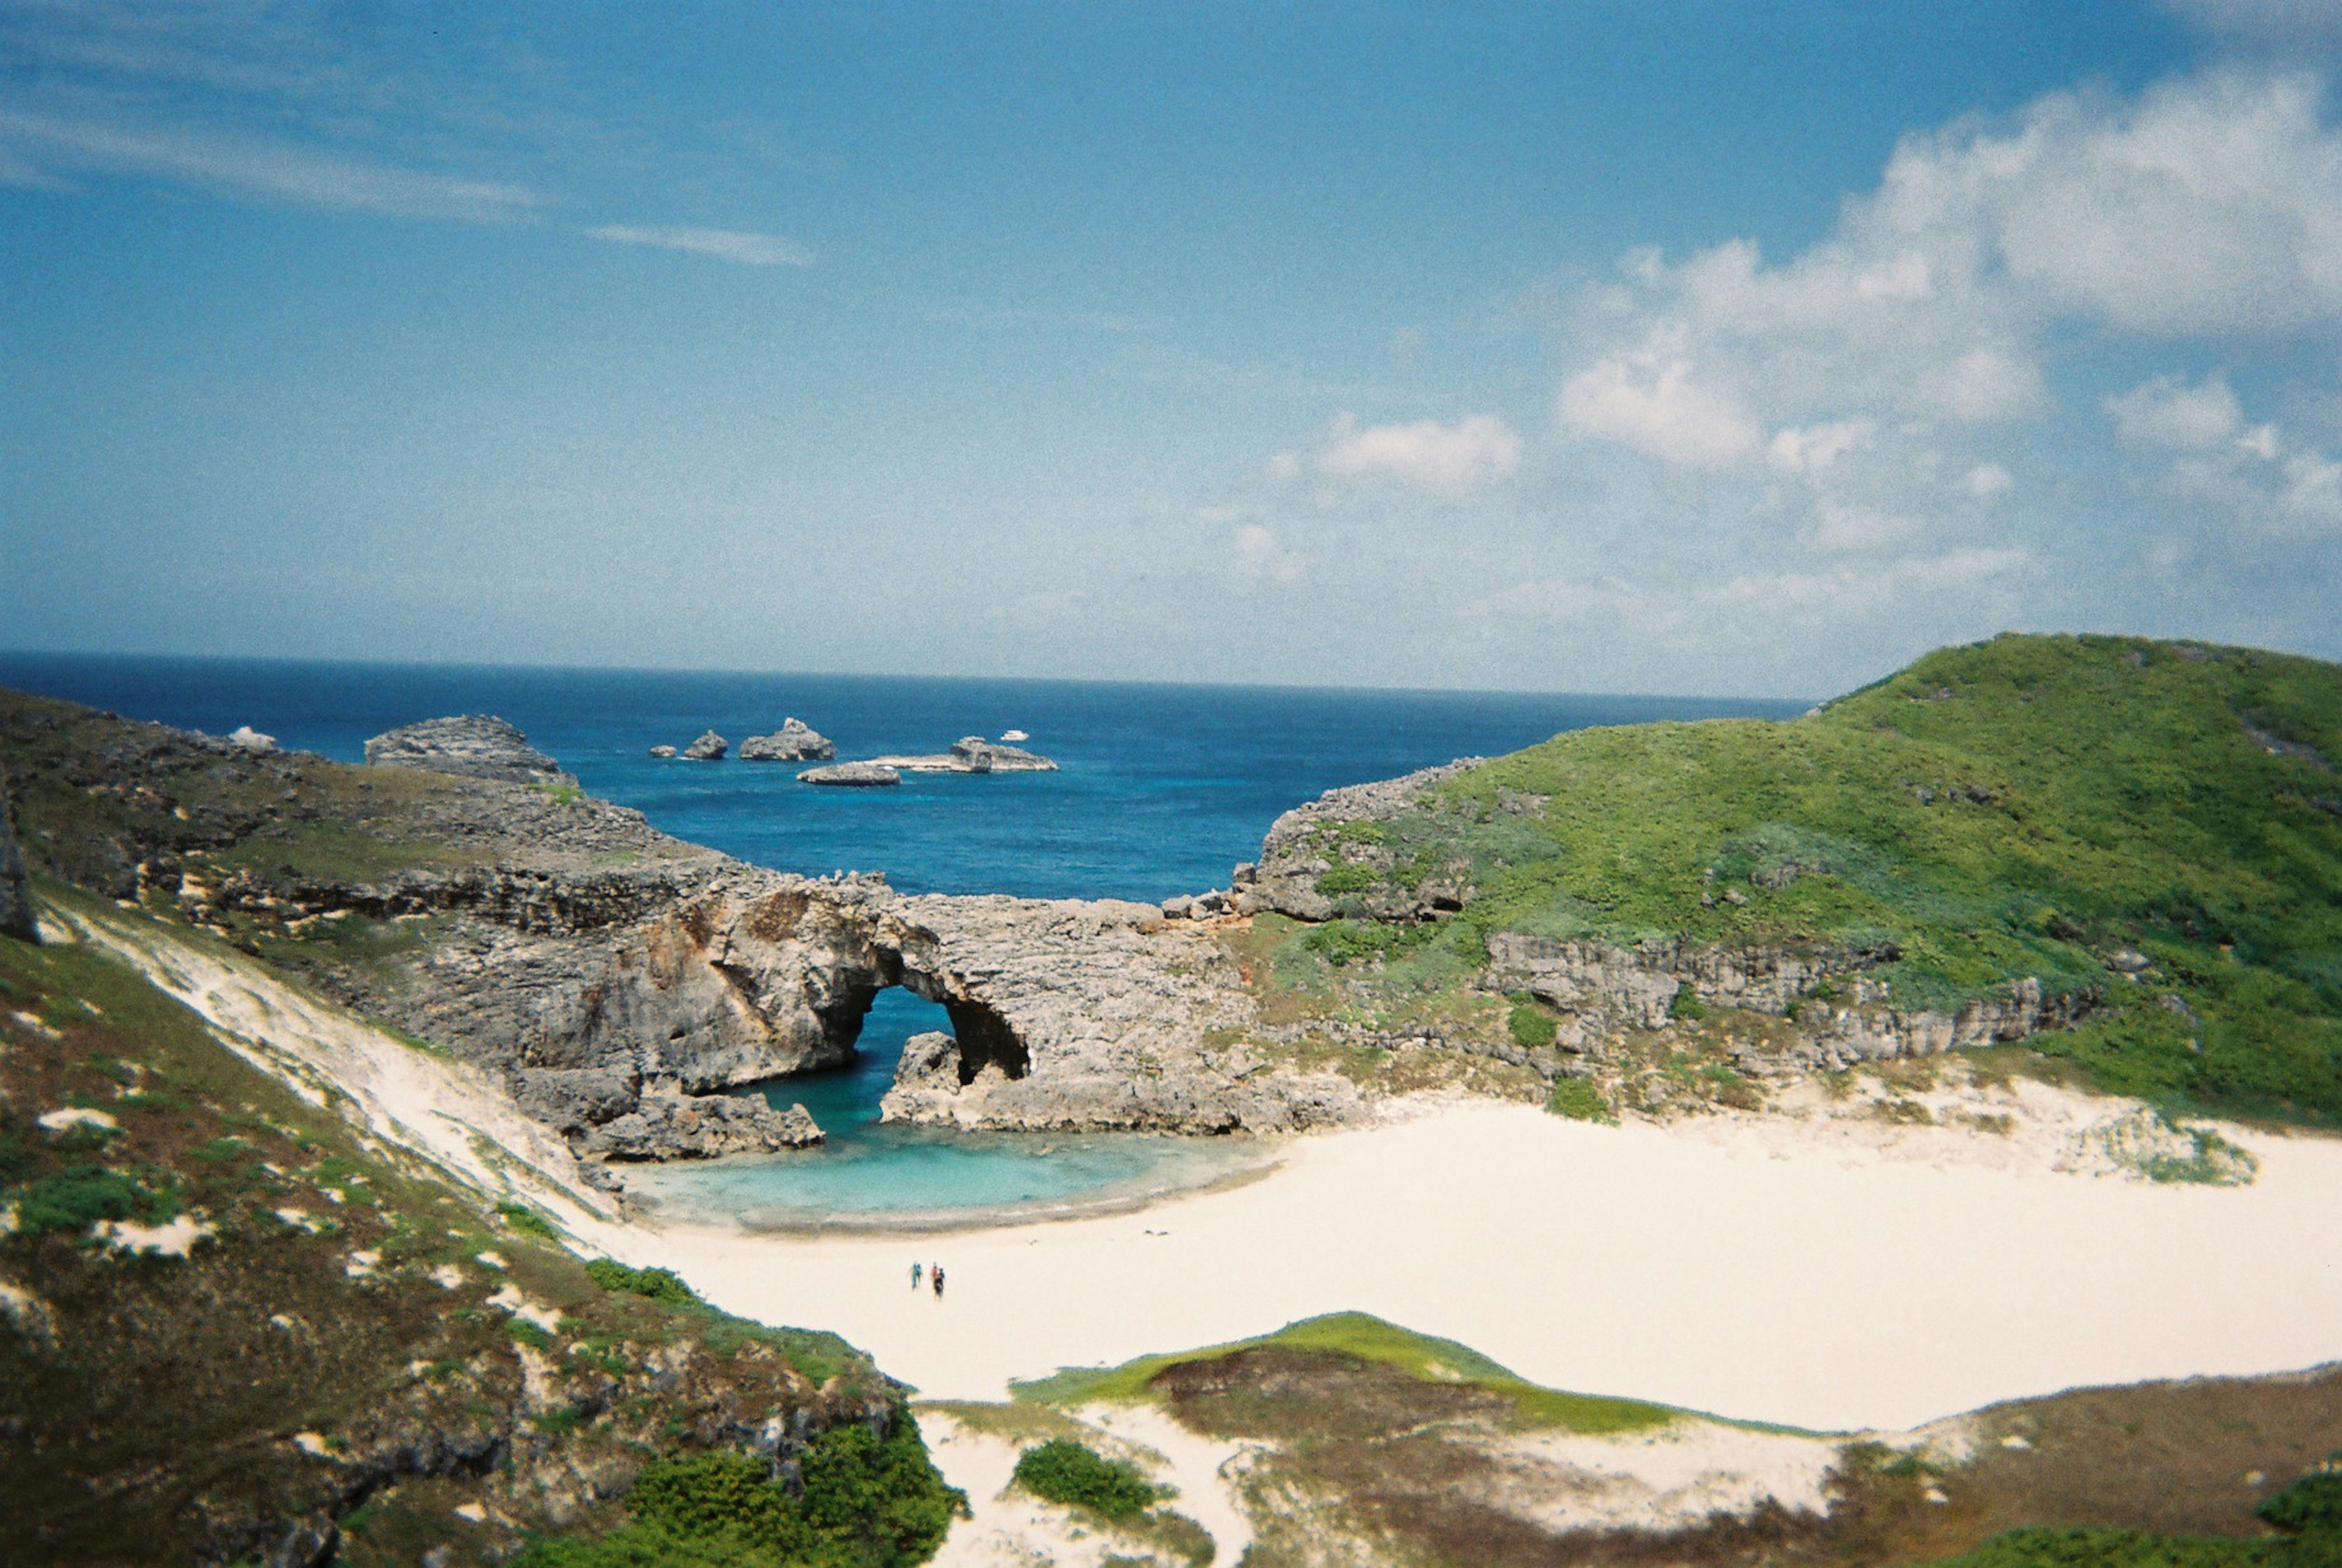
left=1480, top=929, right=2098, bottom=1072
left=950, top=736, right=1056, bottom=771
left=0, top=768, right=35, bottom=942
left=365, top=717, right=577, bottom=789
left=798, top=762, right=900, bottom=787
left=584, top=1090, right=823, bottom=1161
left=226, top=725, right=278, bottom=756
left=681, top=731, right=728, bottom=762
left=648, top=745, right=677, bottom=759
left=739, top=720, right=836, bottom=762
left=861, top=738, right=1059, bottom=773
left=1248, top=760, right=1481, bottom=920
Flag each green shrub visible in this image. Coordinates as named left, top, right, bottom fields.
left=1919, top=1525, right=2295, bottom=1566
left=1546, top=1078, right=1613, bottom=1123
left=1507, top=998, right=1555, bottom=1050
left=7, top=1164, right=178, bottom=1237
left=1313, top=864, right=1380, bottom=896
left=587, top=1258, right=702, bottom=1308
left=2261, top=1465, right=2342, bottom=1534
left=515, top=1416, right=962, bottom=1568
left=1012, top=1439, right=1159, bottom=1520
left=1668, top=987, right=1708, bottom=1022
left=499, top=1201, right=560, bottom=1239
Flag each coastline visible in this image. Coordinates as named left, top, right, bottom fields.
left=74, top=886, right=2342, bottom=1436
left=638, top=1091, right=2342, bottom=1432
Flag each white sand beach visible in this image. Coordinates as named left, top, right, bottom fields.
left=640, top=1092, right=2342, bottom=1433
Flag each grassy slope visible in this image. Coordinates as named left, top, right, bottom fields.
left=1265, top=634, right=2342, bottom=1124
left=1013, top=1311, right=1682, bottom=1435
left=996, top=1313, right=2342, bottom=1568
left=0, top=922, right=955, bottom=1566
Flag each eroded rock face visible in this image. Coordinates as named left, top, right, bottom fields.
left=739, top=720, right=836, bottom=762
left=1247, top=760, right=1482, bottom=920
left=681, top=731, right=728, bottom=761
left=365, top=717, right=578, bottom=789
left=0, top=770, right=35, bottom=942
left=798, top=762, right=899, bottom=787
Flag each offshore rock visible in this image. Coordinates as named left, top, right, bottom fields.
left=365, top=716, right=578, bottom=789
left=681, top=730, right=728, bottom=761
left=648, top=745, right=678, bottom=759
left=739, top=720, right=836, bottom=762
left=799, top=762, right=900, bottom=787
left=950, top=736, right=1056, bottom=771
left=862, top=738, right=1059, bottom=773
left=0, top=768, right=35, bottom=942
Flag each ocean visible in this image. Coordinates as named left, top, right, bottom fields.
left=1, top=651, right=1803, bottom=1220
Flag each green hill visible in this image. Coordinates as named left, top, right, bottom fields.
left=1249, top=634, right=2342, bottom=1125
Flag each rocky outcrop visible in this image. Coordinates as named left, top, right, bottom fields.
left=1248, top=759, right=1483, bottom=919
left=365, top=716, right=578, bottom=789
left=1483, top=930, right=2100, bottom=1072
left=739, top=720, right=836, bottom=762
left=950, top=736, right=1056, bottom=771
left=862, top=738, right=1059, bottom=773
left=681, top=730, right=728, bottom=761
left=648, top=745, right=678, bottom=759
left=0, top=768, right=35, bottom=942
left=581, top=1089, right=823, bottom=1161
left=800, top=762, right=900, bottom=787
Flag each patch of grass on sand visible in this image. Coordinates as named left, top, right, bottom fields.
left=1012, top=1311, right=1677, bottom=1435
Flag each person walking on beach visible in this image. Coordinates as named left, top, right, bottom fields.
left=909, top=1261, right=922, bottom=1290
left=931, top=1263, right=945, bottom=1298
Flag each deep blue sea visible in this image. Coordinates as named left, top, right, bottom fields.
left=1, top=651, right=1801, bottom=1220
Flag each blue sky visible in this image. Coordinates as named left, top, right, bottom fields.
left=5, top=1, right=2340, bottom=696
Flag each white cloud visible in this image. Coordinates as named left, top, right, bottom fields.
left=1768, top=419, right=1873, bottom=474
left=585, top=224, right=812, bottom=267
left=1558, top=331, right=1759, bottom=467
left=1310, top=412, right=1522, bottom=495
left=1962, top=462, right=2014, bottom=498
left=0, top=108, right=543, bottom=219
left=1230, top=521, right=1305, bottom=585
left=2107, top=374, right=2247, bottom=449
left=1927, top=71, right=2342, bottom=334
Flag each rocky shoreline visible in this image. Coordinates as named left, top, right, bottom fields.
left=0, top=685, right=2111, bottom=1182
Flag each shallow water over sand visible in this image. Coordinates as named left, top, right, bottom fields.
left=622, top=990, right=1268, bottom=1227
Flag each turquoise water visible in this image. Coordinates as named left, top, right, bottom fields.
left=629, top=990, right=1267, bottom=1227
left=0, top=653, right=1799, bottom=1219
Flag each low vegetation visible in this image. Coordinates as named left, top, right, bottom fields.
left=0, top=923, right=944, bottom=1565
left=1015, top=1310, right=1681, bottom=1435
left=1011, top=1437, right=1161, bottom=1520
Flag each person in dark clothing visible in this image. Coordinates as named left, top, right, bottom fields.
left=931, top=1263, right=945, bottom=1298
left=910, top=1262, right=922, bottom=1289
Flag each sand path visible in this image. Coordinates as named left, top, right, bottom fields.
left=645, top=1097, right=2342, bottom=1433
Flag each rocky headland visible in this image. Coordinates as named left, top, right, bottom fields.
left=365, top=714, right=578, bottom=789
left=0, top=690, right=1363, bottom=1181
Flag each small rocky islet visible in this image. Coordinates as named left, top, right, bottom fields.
left=647, top=720, right=1055, bottom=785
